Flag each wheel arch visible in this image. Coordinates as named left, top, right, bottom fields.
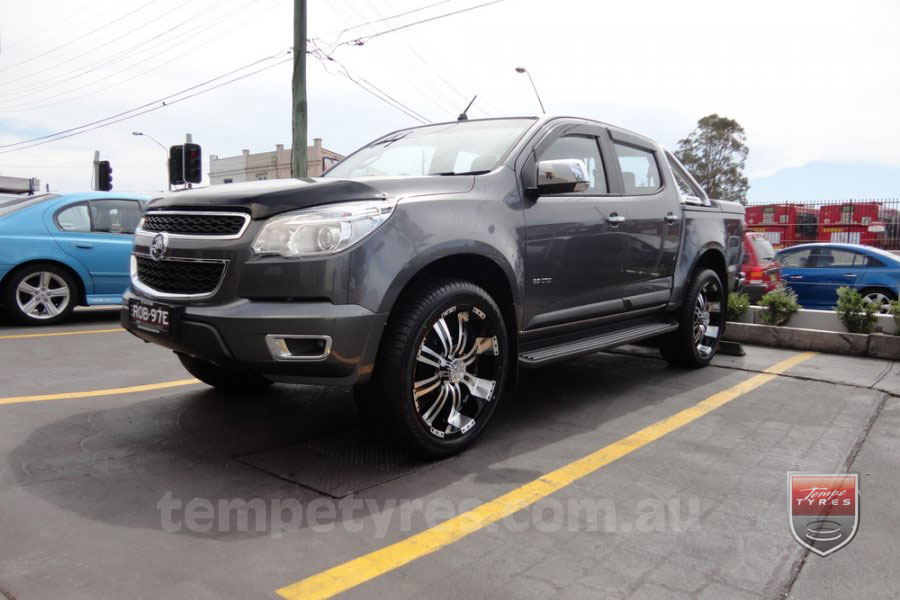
left=0, top=259, right=89, bottom=306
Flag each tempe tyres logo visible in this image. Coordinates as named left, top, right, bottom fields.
left=788, top=473, right=859, bottom=556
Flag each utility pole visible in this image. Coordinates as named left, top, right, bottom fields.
left=291, top=0, right=308, bottom=178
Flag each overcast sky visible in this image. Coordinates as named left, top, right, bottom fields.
left=0, top=0, right=897, bottom=199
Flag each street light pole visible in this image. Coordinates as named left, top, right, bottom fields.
left=132, top=131, right=170, bottom=191
left=291, top=0, right=308, bottom=178
left=515, top=67, right=546, bottom=114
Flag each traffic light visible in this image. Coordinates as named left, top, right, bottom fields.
left=96, top=160, right=113, bottom=191
left=183, top=143, right=201, bottom=184
left=168, top=145, right=184, bottom=185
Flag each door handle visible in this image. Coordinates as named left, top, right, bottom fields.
left=75, top=242, right=94, bottom=249
left=664, top=212, right=679, bottom=224
left=607, top=212, right=626, bottom=226
left=785, top=275, right=803, bottom=280
left=843, top=273, right=857, bottom=278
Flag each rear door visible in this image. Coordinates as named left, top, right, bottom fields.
left=604, top=130, right=683, bottom=304
left=804, top=247, right=869, bottom=306
left=49, top=199, right=143, bottom=297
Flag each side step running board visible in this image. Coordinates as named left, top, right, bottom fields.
left=519, top=320, right=679, bottom=366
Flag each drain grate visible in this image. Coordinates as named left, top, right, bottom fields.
left=236, top=430, right=429, bottom=497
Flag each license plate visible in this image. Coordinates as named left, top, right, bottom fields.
left=128, top=298, right=175, bottom=336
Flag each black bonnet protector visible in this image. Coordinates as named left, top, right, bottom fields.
left=145, top=176, right=474, bottom=219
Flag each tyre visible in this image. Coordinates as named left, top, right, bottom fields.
left=859, top=288, right=896, bottom=315
left=177, top=353, right=273, bottom=394
left=660, top=269, right=725, bottom=368
left=358, top=278, right=509, bottom=458
left=3, top=263, right=77, bottom=325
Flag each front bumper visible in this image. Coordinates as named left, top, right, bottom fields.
left=121, top=289, right=388, bottom=385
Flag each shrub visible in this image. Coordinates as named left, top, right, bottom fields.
left=890, top=300, right=900, bottom=336
left=834, top=286, right=877, bottom=334
left=727, top=292, right=750, bottom=322
left=758, top=285, right=800, bottom=326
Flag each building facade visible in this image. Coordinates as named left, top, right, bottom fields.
left=208, top=138, right=344, bottom=185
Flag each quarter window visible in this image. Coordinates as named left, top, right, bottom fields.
left=538, top=135, right=607, bottom=194
left=614, top=142, right=661, bottom=195
left=55, top=204, right=91, bottom=232
left=778, top=248, right=811, bottom=267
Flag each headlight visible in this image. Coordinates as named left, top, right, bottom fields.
left=250, top=200, right=397, bottom=257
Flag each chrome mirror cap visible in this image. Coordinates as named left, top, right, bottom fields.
left=535, top=159, right=590, bottom=194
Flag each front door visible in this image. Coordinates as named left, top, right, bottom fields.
left=521, top=126, right=631, bottom=329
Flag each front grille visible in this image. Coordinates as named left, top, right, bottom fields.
left=141, top=212, right=248, bottom=237
left=135, top=256, right=226, bottom=296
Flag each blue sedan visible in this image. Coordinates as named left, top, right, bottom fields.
left=0, top=192, right=149, bottom=325
left=775, top=243, right=900, bottom=313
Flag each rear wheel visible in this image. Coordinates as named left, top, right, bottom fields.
left=357, top=278, right=509, bottom=458
left=860, top=288, right=896, bottom=315
left=660, top=269, right=725, bottom=368
left=3, top=264, right=77, bottom=325
left=177, top=354, right=273, bottom=394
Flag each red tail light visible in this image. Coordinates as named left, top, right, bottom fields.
left=748, top=268, right=764, bottom=284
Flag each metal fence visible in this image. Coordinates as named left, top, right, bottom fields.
left=744, top=198, right=900, bottom=250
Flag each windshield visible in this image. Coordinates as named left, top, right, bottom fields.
left=324, top=118, right=536, bottom=178
left=0, top=193, right=57, bottom=217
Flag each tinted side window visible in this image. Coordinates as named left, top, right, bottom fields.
left=778, top=248, right=811, bottom=267
left=539, top=135, right=607, bottom=194
left=614, top=142, right=661, bottom=195
left=90, top=199, right=142, bottom=234
left=55, top=204, right=91, bottom=232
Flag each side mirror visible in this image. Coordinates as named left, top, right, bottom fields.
left=535, top=159, right=590, bottom=195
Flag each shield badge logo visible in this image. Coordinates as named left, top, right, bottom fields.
left=788, top=473, right=859, bottom=556
left=150, top=232, right=168, bottom=262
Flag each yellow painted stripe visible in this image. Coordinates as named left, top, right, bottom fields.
left=277, top=351, right=817, bottom=600
left=0, top=328, right=123, bottom=340
left=0, top=379, right=200, bottom=406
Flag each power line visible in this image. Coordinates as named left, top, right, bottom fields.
left=0, top=0, right=166, bottom=74
left=308, top=40, right=430, bottom=124
left=320, top=0, right=506, bottom=49
left=323, top=0, right=457, bottom=43
left=0, top=0, right=286, bottom=111
left=0, top=49, right=292, bottom=154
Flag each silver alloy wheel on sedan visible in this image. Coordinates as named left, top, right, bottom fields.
left=15, top=271, right=71, bottom=320
left=692, top=279, right=723, bottom=359
left=862, top=291, right=893, bottom=315
left=413, top=304, right=500, bottom=440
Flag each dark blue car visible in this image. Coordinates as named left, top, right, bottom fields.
left=775, top=243, right=900, bottom=313
left=0, top=192, right=149, bottom=325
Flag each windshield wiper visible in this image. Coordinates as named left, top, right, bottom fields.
left=430, top=170, right=491, bottom=176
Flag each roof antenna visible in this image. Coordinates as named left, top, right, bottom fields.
left=457, top=95, right=477, bottom=121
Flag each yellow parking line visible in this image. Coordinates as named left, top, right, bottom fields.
left=0, top=328, right=124, bottom=340
left=276, top=351, right=817, bottom=600
left=0, top=379, right=200, bottom=406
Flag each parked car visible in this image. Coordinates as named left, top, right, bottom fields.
left=122, top=116, right=744, bottom=457
left=742, top=232, right=781, bottom=303
left=0, top=192, right=149, bottom=325
left=775, top=242, right=900, bottom=312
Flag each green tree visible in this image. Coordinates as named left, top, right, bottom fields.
left=676, top=114, right=750, bottom=204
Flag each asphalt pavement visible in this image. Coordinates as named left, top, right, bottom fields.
left=0, top=308, right=897, bottom=599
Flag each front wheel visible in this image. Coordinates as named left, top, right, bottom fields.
left=660, top=269, right=725, bottom=368
left=358, top=278, right=509, bottom=458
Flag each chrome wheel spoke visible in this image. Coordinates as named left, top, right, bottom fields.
left=414, top=373, right=441, bottom=399
left=17, top=281, right=38, bottom=296
left=43, top=301, right=60, bottom=317
left=421, top=384, right=448, bottom=426
left=21, top=297, right=39, bottom=315
left=461, top=373, right=495, bottom=400
left=417, top=343, right=446, bottom=369
left=454, top=312, right=469, bottom=356
left=444, top=382, right=463, bottom=432
left=39, top=271, right=51, bottom=288
left=46, top=287, right=69, bottom=298
left=461, top=336, right=495, bottom=365
left=433, top=318, right=454, bottom=356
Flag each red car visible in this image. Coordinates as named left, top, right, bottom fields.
left=742, top=232, right=781, bottom=302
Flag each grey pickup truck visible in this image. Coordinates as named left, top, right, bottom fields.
left=122, top=116, right=744, bottom=457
